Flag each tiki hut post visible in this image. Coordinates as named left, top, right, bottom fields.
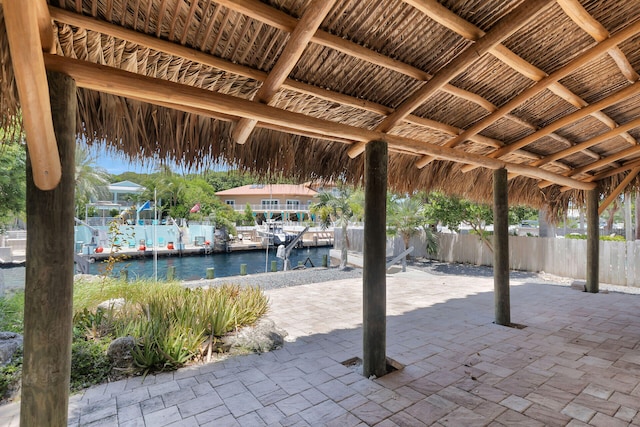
left=586, top=187, right=600, bottom=293
left=21, top=71, right=76, bottom=426
left=493, top=168, right=510, bottom=326
left=363, top=139, right=388, bottom=378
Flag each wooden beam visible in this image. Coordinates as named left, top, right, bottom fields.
left=3, top=0, right=61, bottom=190
left=586, top=187, right=599, bottom=293
left=362, top=139, right=388, bottom=379
left=375, top=0, right=555, bottom=133
left=409, top=0, right=638, bottom=167
left=531, top=117, right=640, bottom=168
left=493, top=168, right=510, bottom=326
left=592, top=158, right=640, bottom=181
left=466, top=80, right=640, bottom=166
left=49, top=7, right=505, bottom=151
left=403, top=0, right=483, bottom=40
left=567, top=145, right=640, bottom=178
left=598, top=167, right=640, bottom=215
left=20, top=71, right=76, bottom=427
left=50, top=5, right=566, bottom=166
left=232, top=0, right=336, bottom=144
left=44, top=54, right=595, bottom=190
left=558, top=0, right=639, bottom=83
left=213, top=0, right=429, bottom=81
left=35, top=0, right=55, bottom=53
left=420, top=19, right=640, bottom=166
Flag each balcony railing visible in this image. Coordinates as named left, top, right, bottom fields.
left=229, top=203, right=313, bottom=212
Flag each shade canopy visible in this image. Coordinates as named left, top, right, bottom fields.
left=1, top=0, right=640, bottom=214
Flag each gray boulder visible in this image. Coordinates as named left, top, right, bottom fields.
left=223, top=318, right=287, bottom=354
left=107, top=336, right=136, bottom=379
left=0, top=332, right=23, bottom=366
left=97, top=298, right=126, bottom=311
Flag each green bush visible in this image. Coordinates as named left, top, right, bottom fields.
left=0, top=292, right=24, bottom=333
left=70, top=339, right=112, bottom=391
left=0, top=350, right=22, bottom=402
left=0, top=278, right=270, bottom=392
left=565, top=234, right=626, bottom=241
left=118, top=285, right=269, bottom=374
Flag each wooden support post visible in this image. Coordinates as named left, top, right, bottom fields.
left=363, top=140, right=388, bottom=378
left=21, top=71, right=76, bottom=427
left=586, top=187, right=600, bottom=293
left=493, top=168, right=510, bottom=326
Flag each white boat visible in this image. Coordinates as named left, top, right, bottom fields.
left=256, top=221, right=295, bottom=246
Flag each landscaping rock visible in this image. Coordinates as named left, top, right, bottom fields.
left=0, top=332, right=22, bottom=366
left=223, top=318, right=287, bottom=354
left=107, top=336, right=136, bottom=379
left=98, top=298, right=126, bottom=311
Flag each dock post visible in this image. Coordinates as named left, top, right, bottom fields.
left=240, top=264, right=247, bottom=276
left=206, top=268, right=215, bottom=279
left=271, top=260, right=277, bottom=272
left=167, top=266, right=176, bottom=281
left=322, top=254, right=328, bottom=267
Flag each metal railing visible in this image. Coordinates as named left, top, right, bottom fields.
left=229, top=203, right=313, bottom=212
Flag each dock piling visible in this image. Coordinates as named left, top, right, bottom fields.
left=167, top=266, right=176, bottom=281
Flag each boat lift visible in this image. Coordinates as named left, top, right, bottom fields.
left=276, top=226, right=309, bottom=271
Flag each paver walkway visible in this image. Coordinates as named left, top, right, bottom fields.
left=1, top=269, right=640, bottom=426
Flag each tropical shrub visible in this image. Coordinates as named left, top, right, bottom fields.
left=70, top=339, right=111, bottom=391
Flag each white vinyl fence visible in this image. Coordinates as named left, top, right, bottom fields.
left=336, top=227, right=640, bottom=288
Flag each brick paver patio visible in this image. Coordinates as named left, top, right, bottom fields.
left=1, top=268, right=639, bottom=426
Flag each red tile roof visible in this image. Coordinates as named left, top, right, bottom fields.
left=215, top=184, right=318, bottom=197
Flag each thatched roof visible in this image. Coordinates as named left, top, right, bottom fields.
left=1, top=0, right=640, bottom=216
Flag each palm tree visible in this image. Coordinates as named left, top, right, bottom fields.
left=311, top=187, right=361, bottom=269
left=387, top=195, right=437, bottom=264
left=75, top=145, right=110, bottom=218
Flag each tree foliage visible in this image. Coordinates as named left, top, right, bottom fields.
left=75, top=145, right=110, bottom=217
left=423, top=192, right=494, bottom=250
left=0, top=142, right=26, bottom=229
left=387, top=195, right=437, bottom=256
left=310, top=186, right=363, bottom=269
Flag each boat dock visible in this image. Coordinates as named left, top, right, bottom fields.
left=0, top=228, right=333, bottom=265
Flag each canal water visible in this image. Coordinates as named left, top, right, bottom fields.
left=92, top=246, right=332, bottom=281
left=0, top=247, right=331, bottom=294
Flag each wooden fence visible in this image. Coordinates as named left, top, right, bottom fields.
left=336, top=227, right=640, bottom=287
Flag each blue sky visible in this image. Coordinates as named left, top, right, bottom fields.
left=88, top=143, right=225, bottom=175
left=92, top=148, right=152, bottom=175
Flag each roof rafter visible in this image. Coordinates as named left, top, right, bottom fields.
left=409, top=0, right=639, bottom=168
left=558, top=0, right=639, bottom=83
left=598, top=167, right=640, bottom=215
left=346, top=0, right=556, bottom=157
left=474, top=81, right=640, bottom=162
left=540, top=144, right=640, bottom=189
left=50, top=6, right=570, bottom=171
left=43, top=53, right=595, bottom=190
left=231, top=0, right=337, bottom=144
left=530, top=117, right=640, bottom=168
left=3, top=0, right=61, bottom=190
left=213, top=0, right=548, bottom=141
left=430, top=18, right=640, bottom=171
